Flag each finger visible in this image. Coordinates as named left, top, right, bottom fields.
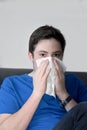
left=54, top=59, right=63, bottom=72
left=37, top=59, right=49, bottom=76
left=54, top=59, right=63, bottom=78
left=43, top=67, right=51, bottom=80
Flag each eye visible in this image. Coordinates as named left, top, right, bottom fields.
left=39, top=53, right=47, bottom=57
left=53, top=53, right=62, bottom=58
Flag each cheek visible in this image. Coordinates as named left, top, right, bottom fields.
left=58, top=55, right=63, bottom=60
left=33, top=60, right=38, bottom=70
left=33, top=52, right=39, bottom=59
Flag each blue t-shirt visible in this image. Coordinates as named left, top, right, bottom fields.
left=0, top=73, right=87, bottom=130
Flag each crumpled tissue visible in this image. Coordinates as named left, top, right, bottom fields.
left=36, top=57, right=66, bottom=97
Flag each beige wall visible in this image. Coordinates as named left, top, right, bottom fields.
left=0, top=0, right=87, bottom=71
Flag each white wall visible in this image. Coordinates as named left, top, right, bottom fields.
left=0, top=0, right=87, bottom=71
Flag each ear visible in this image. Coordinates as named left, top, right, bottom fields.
left=28, top=52, right=33, bottom=62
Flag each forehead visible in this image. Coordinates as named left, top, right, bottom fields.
left=34, top=38, right=62, bottom=52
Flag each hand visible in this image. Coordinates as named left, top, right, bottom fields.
left=33, top=60, right=50, bottom=96
left=54, top=59, right=68, bottom=99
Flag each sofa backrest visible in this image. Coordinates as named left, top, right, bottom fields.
left=0, top=68, right=32, bottom=85
left=0, top=68, right=87, bottom=86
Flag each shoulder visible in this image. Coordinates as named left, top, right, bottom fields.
left=65, top=73, right=84, bottom=85
left=65, top=73, right=87, bottom=93
left=1, top=74, right=33, bottom=90
left=2, top=74, right=32, bottom=82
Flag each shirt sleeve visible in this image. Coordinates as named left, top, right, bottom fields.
left=77, top=77, right=87, bottom=102
left=66, top=74, right=87, bottom=102
left=0, top=77, right=20, bottom=114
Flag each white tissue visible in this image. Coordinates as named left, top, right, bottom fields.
left=36, top=57, right=66, bottom=97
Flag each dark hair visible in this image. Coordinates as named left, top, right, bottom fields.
left=29, top=25, right=66, bottom=54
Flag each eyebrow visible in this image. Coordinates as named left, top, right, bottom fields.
left=38, top=50, right=62, bottom=53
left=38, top=51, right=48, bottom=53
left=52, top=51, right=62, bottom=54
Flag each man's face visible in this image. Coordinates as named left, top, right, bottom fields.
left=29, top=38, right=63, bottom=70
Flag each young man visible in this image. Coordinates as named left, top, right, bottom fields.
left=0, top=25, right=87, bottom=130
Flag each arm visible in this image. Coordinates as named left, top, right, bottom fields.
left=0, top=60, right=50, bottom=130
left=0, top=92, right=43, bottom=130
left=54, top=59, right=77, bottom=111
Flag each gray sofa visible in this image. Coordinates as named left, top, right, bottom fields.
left=0, top=68, right=87, bottom=87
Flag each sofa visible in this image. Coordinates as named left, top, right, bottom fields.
left=0, top=68, right=87, bottom=87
